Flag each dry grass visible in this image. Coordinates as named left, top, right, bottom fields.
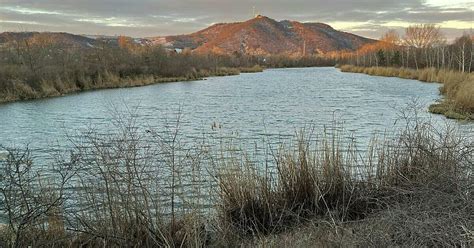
left=216, top=120, right=473, bottom=246
left=239, top=65, right=264, bottom=73
left=443, top=73, right=474, bottom=113
left=0, top=117, right=472, bottom=247
left=339, top=65, right=474, bottom=120
left=217, top=130, right=361, bottom=236
left=429, top=102, right=474, bottom=120
left=248, top=186, right=473, bottom=247
left=0, top=40, right=270, bottom=105
left=0, top=67, right=254, bottom=104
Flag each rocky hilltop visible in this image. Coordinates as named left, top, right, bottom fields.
left=150, top=15, right=375, bottom=56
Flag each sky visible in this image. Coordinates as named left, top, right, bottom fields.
left=0, top=0, right=472, bottom=40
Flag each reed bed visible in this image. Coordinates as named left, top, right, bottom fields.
left=0, top=66, right=265, bottom=104
left=239, top=65, right=264, bottom=73
left=0, top=117, right=472, bottom=247
left=0, top=67, right=250, bottom=104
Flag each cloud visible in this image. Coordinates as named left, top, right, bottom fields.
left=0, top=0, right=472, bottom=39
left=75, top=17, right=153, bottom=28
left=1, top=6, right=63, bottom=15
left=0, top=20, right=40, bottom=25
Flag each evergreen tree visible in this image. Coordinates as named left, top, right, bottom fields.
left=391, top=50, right=401, bottom=66
left=376, top=49, right=386, bottom=66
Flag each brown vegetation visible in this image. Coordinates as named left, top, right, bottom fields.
left=336, top=24, right=473, bottom=120
left=334, top=25, right=472, bottom=72
left=339, top=65, right=474, bottom=120
left=0, top=35, right=251, bottom=104
left=0, top=32, right=337, bottom=104
left=151, top=16, right=374, bottom=56
left=0, top=115, right=472, bottom=247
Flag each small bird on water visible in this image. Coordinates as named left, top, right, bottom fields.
left=211, top=122, right=222, bottom=130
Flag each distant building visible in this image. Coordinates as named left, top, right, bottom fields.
left=133, top=38, right=153, bottom=46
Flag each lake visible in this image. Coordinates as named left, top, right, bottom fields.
left=0, top=67, right=472, bottom=161
left=1, top=66, right=473, bottom=222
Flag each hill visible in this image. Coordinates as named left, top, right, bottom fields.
left=0, top=16, right=375, bottom=55
left=0, top=32, right=99, bottom=48
left=150, top=15, right=376, bottom=56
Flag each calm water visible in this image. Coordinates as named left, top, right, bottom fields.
left=0, top=67, right=472, bottom=160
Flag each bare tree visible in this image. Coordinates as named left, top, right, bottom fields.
left=403, top=24, right=445, bottom=49
left=0, top=146, right=75, bottom=247
left=381, top=29, right=400, bottom=46
left=453, top=35, right=473, bottom=72
left=403, top=24, right=445, bottom=69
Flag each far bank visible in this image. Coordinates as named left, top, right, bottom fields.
left=339, top=65, right=474, bottom=120
left=0, top=66, right=263, bottom=104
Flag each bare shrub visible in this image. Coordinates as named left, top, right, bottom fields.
left=217, top=118, right=473, bottom=245
left=0, top=114, right=472, bottom=247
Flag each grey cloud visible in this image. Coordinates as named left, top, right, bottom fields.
left=0, top=0, right=472, bottom=39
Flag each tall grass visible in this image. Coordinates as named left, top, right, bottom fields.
left=239, top=65, right=264, bottom=73
left=217, top=121, right=472, bottom=242
left=0, top=37, right=335, bottom=105
left=339, top=65, right=474, bottom=119
left=0, top=117, right=472, bottom=247
left=0, top=67, right=245, bottom=104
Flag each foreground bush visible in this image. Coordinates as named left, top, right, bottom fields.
left=0, top=117, right=472, bottom=247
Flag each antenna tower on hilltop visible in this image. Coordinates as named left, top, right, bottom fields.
left=252, top=6, right=260, bottom=17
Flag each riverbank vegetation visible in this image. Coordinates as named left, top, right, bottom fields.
left=334, top=24, right=473, bottom=120
left=0, top=34, right=333, bottom=104
left=339, top=65, right=474, bottom=120
left=0, top=116, right=472, bottom=247
left=0, top=39, right=252, bottom=103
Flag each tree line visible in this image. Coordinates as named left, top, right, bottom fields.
left=333, top=24, right=473, bottom=72
left=0, top=34, right=334, bottom=102
left=335, top=24, right=474, bottom=119
left=1, top=26, right=469, bottom=104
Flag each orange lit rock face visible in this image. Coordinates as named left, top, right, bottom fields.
left=0, top=16, right=376, bottom=56
left=151, top=16, right=375, bottom=56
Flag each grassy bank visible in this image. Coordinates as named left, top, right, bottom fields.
left=239, top=65, right=264, bottom=73
left=339, top=65, right=474, bottom=120
left=0, top=66, right=266, bottom=104
left=0, top=116, right=472, bottom=247
left=1, top=33, right=336, bottom=105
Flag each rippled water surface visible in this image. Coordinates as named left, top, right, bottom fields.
left=0, top=67, right=472, bottom=159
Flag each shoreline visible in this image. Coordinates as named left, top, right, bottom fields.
left=0, top=66, right=264, bottom=105
left=0, top=76, right=198, bottom=104
left=1, top=118, right=471, bottom=247
left=2, top=65, right=472, bottom=122
left=338, top=65, right=474, bottom=120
